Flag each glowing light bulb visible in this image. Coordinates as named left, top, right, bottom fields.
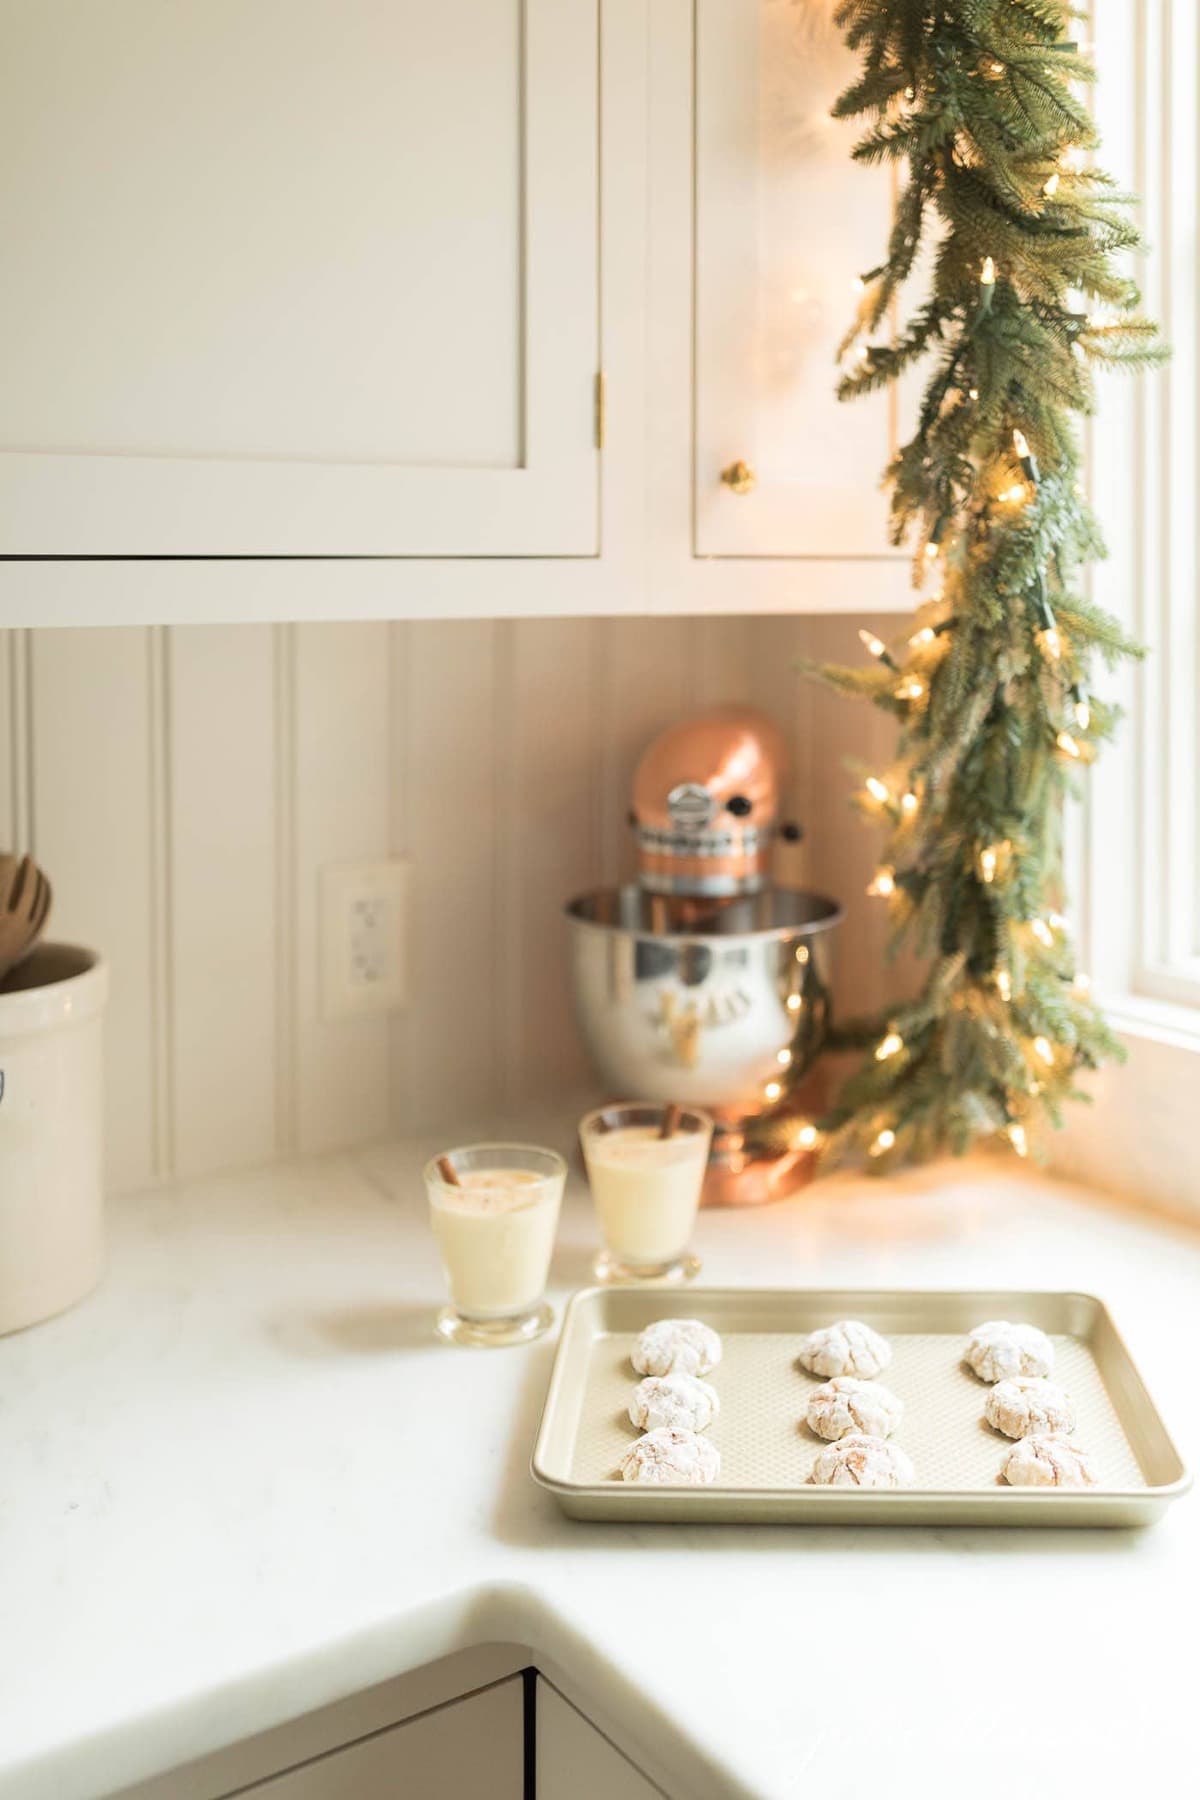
left=764, top=1080, right=783, bottom=1102
left=786, top=992, right=803, bottom=1013
left=1012, top=429, right=1031, bottom=460
left=795, top=945, right=810, bottom=965
left=896, top=677, right=925, bottom=700
left=858, top=629, right=887, bottom=659
left=1057, top=730, right=1082, bottom=758
left=996, top=970, right=1013, bottom=1002
left=979, top=845, right=999, bottom=883
left=776, top=1048, right=792, bottom=1067
left=875, top=1032, right=903, bottom=1062
left=968, top=387, right=980, bottom=400
left=910, top=626, right=937, bottom=647
left=870, top=1128, right=897, bottom=1156
left=981, top=255, right=996, bottom=286
left=1031, top=918, right=1055, bottom=948
left=1048, top=912, right=1067, bottom=932
left=1008, top=1122, right=1029, bottom=1157
left=1074, top=697, right=1091, bottom=730
left=924, top=540, right=940, bottom=562
left=1033, top=1036, right=1055, bottom=1066
left=1074, top=971, right=1092, bottom=994
left=1038, top=626, right=1062, bottom=661
left=999, top=483, right=1027, bottom=505
left=901, top=791, right=919, bottom=816
left=865, top=776, right=890, bottom=803
left=868, top=867, right=896, bottom=898
left=1043, top=172, right=1060, bottom=198
left=797, top=1123, right=820, bottom=1151
left=853, top=274, right=866, bottom=292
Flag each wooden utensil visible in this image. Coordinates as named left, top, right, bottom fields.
left=0, top=854, right=53, bottom=983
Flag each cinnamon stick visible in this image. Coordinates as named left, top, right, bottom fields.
left=436, top=1155, right=461, bottom=1187
left=659, top=1102, right=682, bottom=1139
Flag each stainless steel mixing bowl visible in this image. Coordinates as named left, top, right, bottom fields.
left=565, top=887, right=843, bottom=1130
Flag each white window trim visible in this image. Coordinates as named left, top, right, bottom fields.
left=1054, top=3, right=1200, bottom=1214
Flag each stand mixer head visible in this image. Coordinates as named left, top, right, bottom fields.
left=631, top=710, right=788, bottom=900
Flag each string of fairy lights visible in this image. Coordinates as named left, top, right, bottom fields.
left=782, top=129, right=1102, bottom=1163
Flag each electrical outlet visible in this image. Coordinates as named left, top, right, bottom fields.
left=319, top=859, right=410, bottom=1019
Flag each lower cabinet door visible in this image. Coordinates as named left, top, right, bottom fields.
left=241, top=1675, right=523, bottom=1799
left=536, top=1678, right=662, bottom=1799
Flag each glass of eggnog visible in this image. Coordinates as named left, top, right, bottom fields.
left=580, top=1103, right=713, bottom=1284
left=424, top=1144, right=566, bottom=1346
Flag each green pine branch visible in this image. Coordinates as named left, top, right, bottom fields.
left=783, top=0, right=1168, bottom=1174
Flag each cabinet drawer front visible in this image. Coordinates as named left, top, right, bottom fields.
left=693, top=0, right=904, bottom=562
left=239, top=1677, right=523, bottom=1799
left=0, top=0, right=598, bottom=556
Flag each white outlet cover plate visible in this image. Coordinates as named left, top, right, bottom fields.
left=319, top=858, right=410, bottom=1020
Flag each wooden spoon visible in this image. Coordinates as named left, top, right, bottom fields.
left=0, top=854, right=53, bottom=983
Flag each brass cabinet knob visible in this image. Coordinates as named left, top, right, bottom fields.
left=720, top=459, right=757, bottom=495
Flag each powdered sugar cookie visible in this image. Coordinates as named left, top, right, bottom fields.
left=1002, top=1434, right=1096, bottom=1489
left=798, top=1319, right=892, bottom=1380
left=629, top=1372, right=720, bottom=1435
left=985, top=1376, right=1074, bottom=1441
left=805, top=1376, right=903, bottom=1443
left=619, top=1426, right=721, bottom=1486
left=810, top=1433, right=915, bottom=1489
left=631, top=1318, right=722, bottom=1379
left=965, top=1320, right=1054, bottom=1383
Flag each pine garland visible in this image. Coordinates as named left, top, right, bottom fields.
left=791, top=1, right=1165, bottom=1170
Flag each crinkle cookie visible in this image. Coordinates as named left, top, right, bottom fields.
left=985, top=1376, right=1074, bottom=1441
left=631, top=1318, right=722, bottom=1379
left=805, top=1377, right=903, bottom=1443
left=965, top=1320, right=1055, bottom=1383
left=1002, top=1434, right=1096, bottom=1489
left=619, top=1426, right=721, bottom=1486
left=797, top=1319, right=892, bottom=1380
left=810, top=1433, right=915, bottom=1490
left=629, top=1372, right=720, bottom=1435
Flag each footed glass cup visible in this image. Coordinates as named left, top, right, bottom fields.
left=424, top=1143, right=565, bottom=1347
left=580, top=1102, right=712, bottom=1284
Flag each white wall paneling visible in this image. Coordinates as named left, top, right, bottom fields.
left=390, top=621, right=505, bottom=1133
left=26, top=632, right=161, bottom=1193
left=1, top=614, right=912, bottom=1191
left=293, top=624, right=393, bottom=1156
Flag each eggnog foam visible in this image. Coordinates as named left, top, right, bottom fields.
left=448, top=1167, right=547, bottom=1212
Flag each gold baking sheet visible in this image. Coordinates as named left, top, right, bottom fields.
left=531, top=1287, right=1190, bottom=1526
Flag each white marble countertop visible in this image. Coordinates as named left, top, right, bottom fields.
left=2, top=1106, right=1198, bottom=1800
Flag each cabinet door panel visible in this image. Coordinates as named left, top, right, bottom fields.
left=0, top=0, right=597, bottom=556
left=536, top=1680, right=662, bottom=1799
left=694, top=0, right=902, bottom=561
left=242, top=1676, right=523, bottom=1799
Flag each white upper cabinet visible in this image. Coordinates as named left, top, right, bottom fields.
left=0, top=0, right=598, bottom=557
left=693, top=0, right=904, bottom=566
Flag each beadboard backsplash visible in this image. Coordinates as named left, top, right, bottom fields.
left=1, top=616, right=907, bottom=1194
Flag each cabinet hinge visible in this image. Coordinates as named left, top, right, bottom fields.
left=594, top=371, right=607, bottom=450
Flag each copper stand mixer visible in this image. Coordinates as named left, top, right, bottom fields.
left=565, top=710, right=843, bottom=1205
